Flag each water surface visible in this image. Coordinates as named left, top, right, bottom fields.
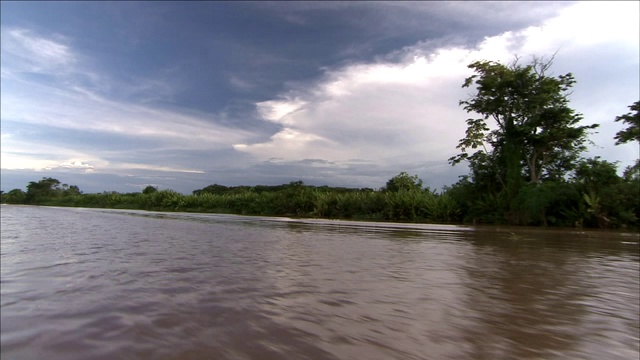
left=1, top=205, right=638, bottom=359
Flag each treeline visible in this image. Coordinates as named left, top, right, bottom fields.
left=0, top=173, right=460, bottom=223
left=1, top=163, right=638, bottom=228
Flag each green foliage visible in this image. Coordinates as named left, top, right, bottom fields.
left=570, top=157, right=632, bottom=227
left=445, top=55, right=618, bottom=226
left=614, top=100, right=640, bottom=145
left=26, top=177, right=61, bottom=203
left=384, top=172, right=423, bottom=192
left=471, top=191, right=510, bottom=225
left=20, top=177, right=84, bottom=204
left=600, top=180, right=640, bottom=228
left=192, top=183, right=230, bottom=195
left=383, top=190, right=422, bottom=220
left=572, top=157, right=620, bottom=191
left=1, top=189, right=27, bottom=204
left=451, top=56, right=598, bottom=192
left=2, top=169, right=637, bottom=228
left=511, top=181, right=579, bottom=226
left=623, top=159, right=640, bottom=182
left=421, top=193, right=461, bottom=223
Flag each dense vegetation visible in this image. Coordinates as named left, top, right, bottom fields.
left=2, top=57, right=638, bottom=228
left=0, top=174, right=460, bottom=223
left=446, top=56, right=639, bottom=228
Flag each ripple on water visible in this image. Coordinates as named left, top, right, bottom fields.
left=1, top=206, right=638, bottom=360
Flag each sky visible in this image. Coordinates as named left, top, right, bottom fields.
left=1, top=1, right=638, bottom=194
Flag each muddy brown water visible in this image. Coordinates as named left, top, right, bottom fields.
left=1, top=205, right=638, bottom=359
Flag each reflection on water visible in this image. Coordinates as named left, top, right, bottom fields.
left=1, top=205, right=638, bottom=360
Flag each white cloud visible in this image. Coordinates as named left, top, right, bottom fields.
left=237, top=1, right=640, bottom=175
left=235, top=51, right=474, bottom=165
left=256, top=98, right=307, bottom=125
left=1, top=81, right=255, bottom=150
left=1, top=152, right=62, bottom=172
left=1, top=154, right=99, bottom=174
left=0, top=136, right=206, bottom=175
left=114, top=163, right=205, bottom=174
left=234, top=127, right=340, bottom=160
left=1, top=28, right=76, bottom=75
left=58, top=161, right=95, bottom=171
left=0, top=136, right=107, bottom=172
left=0, top=28, right=259, bottom=174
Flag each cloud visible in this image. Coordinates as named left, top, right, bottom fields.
left=114, top=163, right=205, bottom=174
left=1, top=3, right=637, bottom=193
left=1, top=27, right=261, bottom=177
left=0, top=135, right=105, bottom=172
left=0, top=135, right=206, bottom=176
left=0, top=80, right=257, bottom=175
left=234, top=127, right=340, bottom=161
left=57, top=161, right=94, bottom=171
left=236, top=1, right=639, bottom=181
left=235, top=49, right=473, bottom=165
left=228, top=75, right=256, bottom=91
left=255, top=98, right=307, bottom=125
left=2, top=79, right=254, bottom=149
left=0, top=28, right=76, bottom=75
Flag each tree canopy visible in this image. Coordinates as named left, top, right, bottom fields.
left=142, top=185, right=158, bottom=195
left=450, top=56, right=598, bottom=192
left=384, top=172, right=423, bottom=192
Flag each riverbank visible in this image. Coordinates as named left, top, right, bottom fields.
left=2, top=175, right=639, bottom=229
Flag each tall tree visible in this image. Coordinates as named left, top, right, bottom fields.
left=450, top=56, right=598, bottom=193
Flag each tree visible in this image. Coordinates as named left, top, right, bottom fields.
left=142, top=185, right=158, bottom=195
left=623, top=159, right=640, bottom=182
left=1, top=189, right=26, bottom=204
left=384, top=172, right=423, bottom=192
left=572, top=157, right=620, bottom=192
left=64, top=185, right=82, bottom=196
left=450, top=56, right=598, bottom=193
left=193, top=184, right=229, bottom=196
left=614, top=100, right=640, bottom=145
left=26, top=177, right=62, bottom=202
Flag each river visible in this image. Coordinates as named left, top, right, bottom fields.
left=1, top=205, right=638, bottom=359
